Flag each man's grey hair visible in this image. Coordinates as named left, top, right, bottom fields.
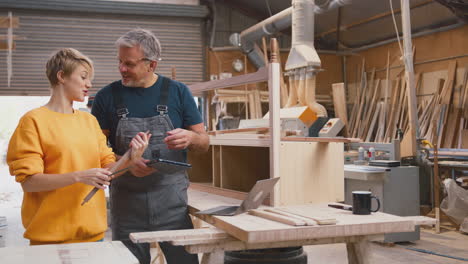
left=116, top=28, right=162, bottom=61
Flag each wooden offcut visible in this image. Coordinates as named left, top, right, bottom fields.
left=249, top=209, right=307, bottom=226
left=332, top=82, right=349, bottom=135
left=0, top=16, right=19, bottom=28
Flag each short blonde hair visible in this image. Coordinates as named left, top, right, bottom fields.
left=46, top=48, right=94, bottom=86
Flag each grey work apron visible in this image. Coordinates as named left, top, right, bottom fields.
left=109, top=77, right=198, bottom=264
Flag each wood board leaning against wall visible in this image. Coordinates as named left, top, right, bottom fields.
left=343, top=25, right=468, bottom=152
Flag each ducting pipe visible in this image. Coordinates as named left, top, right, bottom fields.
left=234, top=0, right=349, bottom=69
left=285, top=0, right=320, bottom=70
left=315, top=0, right=351, bottom=14
left=286, top=0, right=327, bottom=117
left=234, top=8, right=292, bottom=68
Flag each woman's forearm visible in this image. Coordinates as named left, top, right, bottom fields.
left=21, top=172, right=78, bottom=192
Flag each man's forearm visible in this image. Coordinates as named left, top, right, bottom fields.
left=189, top=131, right=209, bottom=152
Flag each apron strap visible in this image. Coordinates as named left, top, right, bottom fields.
left=112, top=82, right=129, bottom=119
left=156, top=76, right=170, bottom=115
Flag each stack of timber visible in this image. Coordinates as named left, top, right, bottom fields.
left=341, top=57, right=468, bottom=148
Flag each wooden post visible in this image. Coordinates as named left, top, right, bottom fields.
left=400, top=0, right=419, bottom=156
left=269, top=38, right=281, bottom=206
left=432, top=120, right=441, bottom=233
left=244, top=55, right=249, bottom=119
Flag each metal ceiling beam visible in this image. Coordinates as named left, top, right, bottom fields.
left=0, top=0, right=209, bottom=18
left=316, top=0, right=434, bottom=38
left=349, top=20, right=464, bottom=52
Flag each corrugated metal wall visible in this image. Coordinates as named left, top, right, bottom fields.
left=0, top=8, right=206, bottom=95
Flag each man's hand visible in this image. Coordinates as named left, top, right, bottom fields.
left=129, top=131, right=151, bottom=161
left=129, top=158, right=157, bottom=177
left=164, top=128, right=193, bottom=150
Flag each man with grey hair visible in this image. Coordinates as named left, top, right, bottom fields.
left=92, top=28, right=208, bottom=264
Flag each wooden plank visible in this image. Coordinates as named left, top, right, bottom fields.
left=461, top=130, right=468, bottom=149
left=0, top=241, right=138, bottom=264
left=442, top=108, right=461, bottom=148
left=365, top=102, right=382, bottom=142
left=403, top=216, right=437, bottom=226
left=189, top=67, right=268, bottom=96
left=332, top=83, right=349, bottom=135
left=213, top=145, right=221, bottom=187
left=362, top=79, right=381, bottom=140
left=253, top=89, right=262, bottom=118
left=284, top=74, right=298, bottom=108
left=439, top=60, right=457, bottom=105
left=185, top=235, right=378, bottom=254
left=297, top=69, right=306, bottom=106
left=215, top=89, right=268, bottom=96
left=264, top=208, right=317, bottom=226
left=130, top=228, right=229, bottom=244
left=352, top=64, right=367, bottom=138
left=208, top=127, right=269, bottom=136
left=209, top=135, right=270, bottom=147
left=276, top=208, right=337, bottom=225
left=280, top=137, right=353, bottom=143
left=249, top=209, right=307, bottom=226
left=385, top=79, right=401, bottom=142
left=462, top=68, right=468, bottom=119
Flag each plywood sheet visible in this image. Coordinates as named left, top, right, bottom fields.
left=278, top=142, right=344, bottom=206
left=0, top=241, right=137, bottom=264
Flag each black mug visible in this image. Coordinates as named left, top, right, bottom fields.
left=352, top=191, right=381, bottom=215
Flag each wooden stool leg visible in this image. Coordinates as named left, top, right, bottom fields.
left=150, top=242, right=166, bottom=264
left=201, top=249, right=224, bottom=264
left=346, top=238, right=370, bottom=264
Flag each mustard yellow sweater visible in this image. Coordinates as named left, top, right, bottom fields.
left=7, top=106, right=115, bottom=244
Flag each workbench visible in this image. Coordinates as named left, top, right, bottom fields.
left=130, top=189, right=434, bottom=264
left=0, top=241, right=138, bottom=264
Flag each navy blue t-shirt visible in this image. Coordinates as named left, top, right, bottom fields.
left=91, top=74, right=203, bottom=150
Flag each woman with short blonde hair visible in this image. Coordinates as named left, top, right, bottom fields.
left=7, top=48, right=150, bottom=245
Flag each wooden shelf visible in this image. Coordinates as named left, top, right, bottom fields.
left=188, top=141, right=344, bottom=206
left=188, top=67, right=268, bottom=97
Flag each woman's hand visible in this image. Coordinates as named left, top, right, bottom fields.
left=74, top=168, right=112, bottom=189
left=130, top=131, right=151, bottom=162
